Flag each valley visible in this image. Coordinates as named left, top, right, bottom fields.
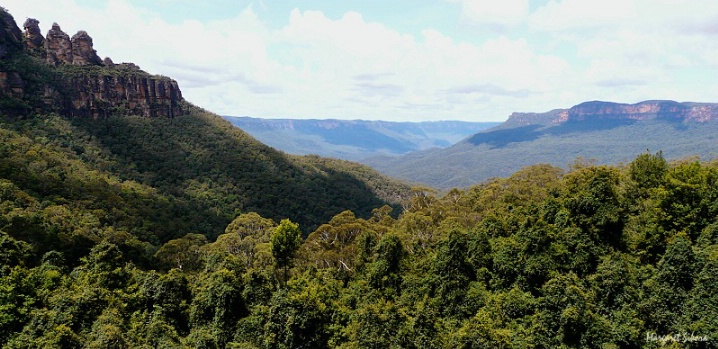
left=1, top=4, right=717, bottom=349
left=222, top=116, right=499, bottom=160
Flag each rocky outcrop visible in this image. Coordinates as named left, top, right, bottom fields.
left=31, top=19, right=101, bottom=66
left=70, top=30, right=102, bottom=66
left=0, top=70, right=25, bottom=98
left=44, top=23, right=73, bottom=65
left=22, top=18, right=44, bottom=52
left=0, top=7, right=185, bottom=118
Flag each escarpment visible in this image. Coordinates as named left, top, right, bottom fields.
left=505, top=100, right=718, bottom=127
left=0, top=8, right=185, bottom=118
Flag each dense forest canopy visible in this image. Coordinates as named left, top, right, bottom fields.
left=2, top=147, right=717, bottom=348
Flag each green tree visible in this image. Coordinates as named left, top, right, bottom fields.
left=155, top=233, right=208, bottom=271
left=189, top=267, right=246, bottom=347
left=368, top=233, right=404, bottom=296
left=641, top=232, right=697, bottom=333
left=681, top=246, right=718, bottom=339
left=628, top=151, right=667, bottom=196
left=270, top=219, right=302, bottom=285
left=225, top=212, right=276, bottom=240
left=431, top=230, right=475, bottom=318
left=301, top=210, right=370, bottom=278
left=657, top=161, right=718, bottom=239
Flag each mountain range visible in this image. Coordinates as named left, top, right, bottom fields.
left=222, top=116, right=499, bottom=160
left=364, top=100, right=718, bottom=189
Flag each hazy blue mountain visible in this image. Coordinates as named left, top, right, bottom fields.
left=222, top=116, right=499, bottom=160
left=364, top=100, right=718, bottom=189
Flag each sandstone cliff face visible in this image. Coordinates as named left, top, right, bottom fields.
left=0, top=8, right=185, bottom=118
left=506, top=101, right=718, bottom=126
left=560, top=100, right=718, bottom=123
left=66, top=67, right=184, bottom=118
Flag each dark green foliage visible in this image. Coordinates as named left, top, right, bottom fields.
left=431, top=230, right=475, bottom=317
left=0, top=147, right=718, bottom=348
left=368, top=233, right=404, bottom=296
left=189, top=268, right=246, bottom=347
left=68, top=112, right=409, bottom=235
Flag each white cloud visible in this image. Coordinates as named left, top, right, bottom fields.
left=2, top=0, right=717, bottom=122
left=448, top=0, right=529, bottom=28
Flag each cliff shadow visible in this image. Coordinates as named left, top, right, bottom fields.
left=467, top=124, right=543, bottom=148
left=544, top=118, right=637, bottom=135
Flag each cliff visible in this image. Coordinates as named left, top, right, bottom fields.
left=0, top=8, right=184, bottom=118
left=506, top=100, right=718, bottom=126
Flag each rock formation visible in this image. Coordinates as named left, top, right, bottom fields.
left=70, top=30, right=102, bottom=66
left=44, top=23, right=73, bottom=65
left=0, top=7, right=185, bottom=118
left=22, top=18, right=44, bottom=52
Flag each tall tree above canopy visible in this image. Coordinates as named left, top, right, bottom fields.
left=271, top=219, right=302, bottom=285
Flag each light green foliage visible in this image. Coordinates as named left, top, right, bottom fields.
left=301, top=210, right=373, bottom=279
left=270, top=219, right=302, bottom=284
left=155, top=233, right=209, bottom=271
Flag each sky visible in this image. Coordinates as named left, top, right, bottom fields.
left=4, top=0, right=718, bottom=122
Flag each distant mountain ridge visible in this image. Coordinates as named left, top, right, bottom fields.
left=223, top=116, right=499, bottom=160
left=504, top=100, right=718, bottom=127
left=365, top=100, right=718, bottom=189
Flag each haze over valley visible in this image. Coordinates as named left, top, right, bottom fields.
left=1, top=2, right=718, bottom=348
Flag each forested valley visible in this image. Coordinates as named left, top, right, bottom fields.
left=2, top=132, right=717, bottom=347
left=1, top=5, right=717, bottom=348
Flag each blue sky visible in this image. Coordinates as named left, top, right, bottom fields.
left=5, top=0, right=718, bottom=121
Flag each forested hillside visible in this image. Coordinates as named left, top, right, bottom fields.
left=2, top=152, right=717, bottom=348
left=0, top=7, right=411, bottom=239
